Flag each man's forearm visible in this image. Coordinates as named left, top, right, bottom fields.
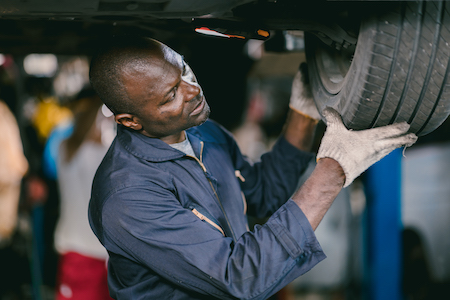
left=291, top=158, right=345, bottom=230
left=283, top=109, right=318, bottom=152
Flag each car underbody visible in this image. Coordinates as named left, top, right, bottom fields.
left=0, top=0, right=357, bottom=54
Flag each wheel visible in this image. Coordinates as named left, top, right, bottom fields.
left=305, top=0, right=450, bottom=136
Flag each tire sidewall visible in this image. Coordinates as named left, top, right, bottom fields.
left=305, top=17, right=379, bottom=129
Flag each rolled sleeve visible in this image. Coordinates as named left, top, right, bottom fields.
left=267, top=199, right=325, bottom=259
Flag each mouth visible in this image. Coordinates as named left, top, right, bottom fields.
left=190, top=96, right=205, bottom=116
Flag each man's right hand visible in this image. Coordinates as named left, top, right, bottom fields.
left=317, top=107, right=418, bottom=187
left=291, top=107, right=417, bottom=230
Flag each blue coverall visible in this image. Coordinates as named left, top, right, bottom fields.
left=89, top=119, right=326, bottom=299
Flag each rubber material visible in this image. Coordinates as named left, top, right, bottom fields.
left=306, top=1, right=450, bottom=136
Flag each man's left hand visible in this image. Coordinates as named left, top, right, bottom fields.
left=289, top=63, right=321, bottom=121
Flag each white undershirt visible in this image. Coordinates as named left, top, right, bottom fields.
left=170, top=135, right=196, bottom=157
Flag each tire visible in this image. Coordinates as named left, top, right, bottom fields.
left=305, top=0, right=450, bottom=136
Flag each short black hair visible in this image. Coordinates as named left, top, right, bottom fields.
left=89, top=35, right=163, bottom=115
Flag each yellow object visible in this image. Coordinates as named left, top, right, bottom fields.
left=32, top=97, right=72, bottom=141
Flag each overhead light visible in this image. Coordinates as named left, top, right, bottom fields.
left=195, top=26, right=270, bottom=40
left=195, top=27, right=245, bottom=39
left=24, top=54, right=58, bottom=77
left=257, top=30, right=270, bottom=38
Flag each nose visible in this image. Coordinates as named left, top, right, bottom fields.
left=181, top=80, right=201, bottom=102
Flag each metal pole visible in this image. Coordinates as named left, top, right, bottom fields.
left=363, top=148, right=403, bottom=300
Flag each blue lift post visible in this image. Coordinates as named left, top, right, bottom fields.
left=363, top=148, right=403, bottom=300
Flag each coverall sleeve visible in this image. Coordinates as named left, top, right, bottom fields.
left=226, top=130, right=315, bottom=218
left=102, top=183, right=325, bottom=300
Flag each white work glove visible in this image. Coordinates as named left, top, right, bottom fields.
left=317, top=108, right=418, bottom=187
left=289, top=63, right=321, bottom=121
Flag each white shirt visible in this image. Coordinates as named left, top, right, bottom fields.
left=54, top=140, right=109, bottom=259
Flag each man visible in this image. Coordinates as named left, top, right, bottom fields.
left=88, top=36, right=417, bottom=300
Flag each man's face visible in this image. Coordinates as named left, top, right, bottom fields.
left=120, top=45, right=210, bottom=142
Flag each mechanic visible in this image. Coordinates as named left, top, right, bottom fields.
left=88, top=36, right=417, bottom=300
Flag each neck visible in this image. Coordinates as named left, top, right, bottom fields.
left=159, top=131, right=186, bottom=144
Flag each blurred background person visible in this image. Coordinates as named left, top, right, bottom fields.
left=0, top=99, right=28, bottom=245
left=51, top=86, right=115, bottom=300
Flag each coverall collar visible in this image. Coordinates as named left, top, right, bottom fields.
left=116, top=123, right=210, bottom=162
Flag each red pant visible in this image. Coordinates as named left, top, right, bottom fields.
left=56, top=252, right=112, bottom=300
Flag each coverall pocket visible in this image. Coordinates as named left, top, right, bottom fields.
left=189, top=205, right=225, bottom=236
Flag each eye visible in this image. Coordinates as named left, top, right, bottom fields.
left=169, top=87, right=178, bottom=101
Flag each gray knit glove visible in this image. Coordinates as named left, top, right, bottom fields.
left=317, top=108, right=418, bottom=187
left=289, top=63, right=321, bottom=121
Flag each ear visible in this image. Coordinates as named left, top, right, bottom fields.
left=115, top=113, right=143, bottom=131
